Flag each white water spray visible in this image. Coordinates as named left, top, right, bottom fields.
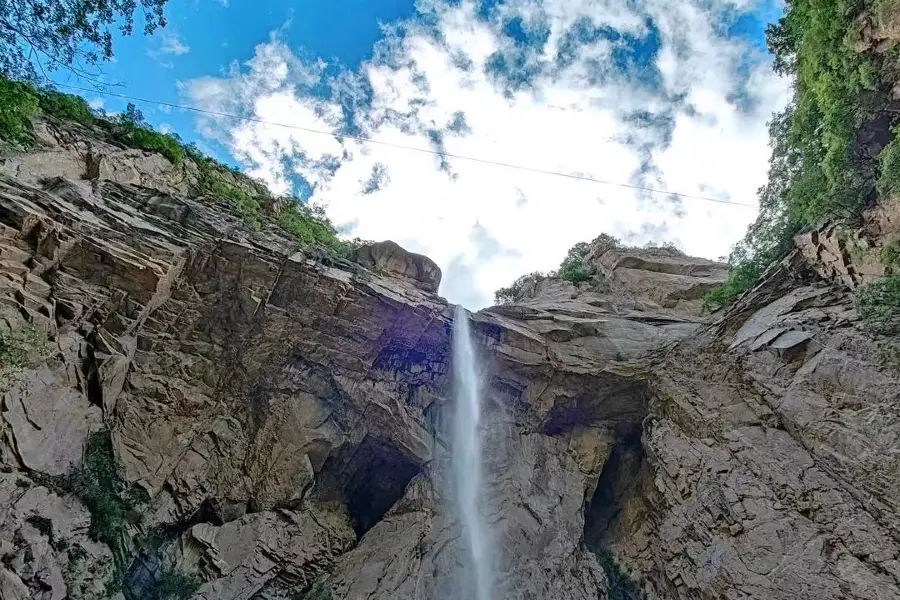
left=451, top=305, right=494, bottom=600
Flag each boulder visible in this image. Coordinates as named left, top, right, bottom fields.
left=353, top=240, right=442, bottom=293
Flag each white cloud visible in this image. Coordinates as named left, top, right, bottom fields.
left=160, top=32, right=191, bottom=56
left=181, top=0, right=789, bottom=309
left=158, top=104, right=172, bottom=113
left=148, top=32, right=190, bottom=67
left=159, top=123, right=173, bottom=134
left=88, top=98, right=104, bottom=110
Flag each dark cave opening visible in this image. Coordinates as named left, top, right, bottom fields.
left=583, top=424, right=649, bottom=599
left=583, top=424, right=646, bottom=548
left=315, top=436, right=422, bottom=538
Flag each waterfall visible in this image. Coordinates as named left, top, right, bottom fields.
left=451, top=304, right=494, bottom=600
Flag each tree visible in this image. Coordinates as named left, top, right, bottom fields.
left=0, top=0, right=169, bottom=82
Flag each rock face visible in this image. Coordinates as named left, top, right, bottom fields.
left=0, top=118, right=898, bottom=600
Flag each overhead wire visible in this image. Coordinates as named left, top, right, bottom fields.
left=50, top=82, right=757, bottom=208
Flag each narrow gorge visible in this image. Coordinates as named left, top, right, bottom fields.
left=0, top=112, right=899, bottom=600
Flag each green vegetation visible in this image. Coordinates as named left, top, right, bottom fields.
left=71, top=430, right=148, bottom=573
left=881, top=241, right=900, bottom=271
left=111, top=103, right=186, bottom=165
left=144, top=569, right=201, bottom=600
left=558, top=242, right=592, bottom=284
left=293, top=583, right=333, bottom=600
left=0, top=77, right=38, bottom=146
left=877, top=129, right=900, bottom=197
left=875, top=342, right=900, bottom=368
left=493, top=233, right=686, bottom=303
left=0, top=324, right=48, bottom=389
left=592, top=548, right=645, bottom=600
left=0, top=78, right=185, bottom=166
left=37, top=90, right=97, bottom=126
left=494, top=272, right=546, bottom=304
left=209, top=180, right=263, bottom=230
left=0, top=74, right=362, bottom=255
left=855, top=275, right=900, bottom=335
left=278, top=200, right=342, bottom=247
left=0, top=0, right=169, bottom=82
left=705, top=0, right=900, bottom=311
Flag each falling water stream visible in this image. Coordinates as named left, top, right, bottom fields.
left=451, top=304, right=494, bottom=600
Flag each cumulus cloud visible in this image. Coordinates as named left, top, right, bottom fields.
left=160, top=32, right=191, bottom=56
left=149, top=32, right=191, bottom=67
left=180, top=0, right=789, bottom=309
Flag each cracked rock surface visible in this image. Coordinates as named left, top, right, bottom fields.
left=0, top=117, right=898, bottom=600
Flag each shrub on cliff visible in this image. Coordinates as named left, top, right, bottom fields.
left=593, top=547, right=645, bottom=600
left=293, top=583, right=333, bottom=600
left=278, top=200, right=341, bottom=246
left=557, top=240, right=593, bottom=284
left=0, top=76, right=357, bottom=255
left=144, top=569, right=201, bottom=600
left=72, top=430, right=149, bottom=573
left=111, top=103, right=186, bottom=165
left=37, top=90, right=97, bottom=126
left=494, top=272, right=546, bottom=304
left=877, top=128, right=900, bottom=197
left=855, top=275, right=900, bottom=335
left=493, top=233, right=689, bottom=304
left=705, top=0, right=900, bottom=311
left=0, top=324, right=49, bottom=389
left=208, top=180, right=263, bottom=230
left=0, top=77, right=38, bottom=146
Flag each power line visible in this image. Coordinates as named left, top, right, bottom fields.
left=51, top=82, right=756, bottom=208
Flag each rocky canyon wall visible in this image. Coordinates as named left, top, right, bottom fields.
left=0, top=118, right=898, bottom=600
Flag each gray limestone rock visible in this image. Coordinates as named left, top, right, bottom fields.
left=0, top=115, right=897, bottom=600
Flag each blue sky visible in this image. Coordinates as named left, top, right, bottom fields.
left=53, top=0, right=423, bottom=162
left=49, top=0, right=789, bottom=308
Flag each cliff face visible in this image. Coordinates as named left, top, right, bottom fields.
left=0, top=119, right=898, bottom=600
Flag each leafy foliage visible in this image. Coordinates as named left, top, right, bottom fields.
left=0, top=0, right=169, bottom=81
left=881, top=241, right=900, bottom=271
left=37, top=89, right=96, bottom=125
left=278, top=200, right=341, bottom=246
left=556, top=241, right=592, bottom=284
left=0, top=76, right=38, bottom=145
left=553, top=240, right=592, bottom=284
left=293, top=583, right=333, bottom=600
left=855, top=275, right=900, bottom=335
left=145, top=569, right=201, bottom=600
left=875, top=342, right=900, bottom=368
left=592, top=233, right=621, bottom=254
left=705, top=0, right=900, bottom=311
left=877, top=128, right=900, bottom=197
left=0, top=76, right=358, bottom=254
left=494, top=272, right=546, bottom=304
left=766, top=0, right=882, bottom=223
left=558, top=259, right=590, bottom=283
left=593, top=547, right=645, bottom=600
left=72, top=430, right=148, bottom=573
left=643, top=240, right=685, bottom=256
left=0, top=324, right=47, bottom=389
left=111, top=103, right=185, bottom=164
left=208, top=180, right=263, bottom=230
left=493, top=233, right=689, bottom=304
